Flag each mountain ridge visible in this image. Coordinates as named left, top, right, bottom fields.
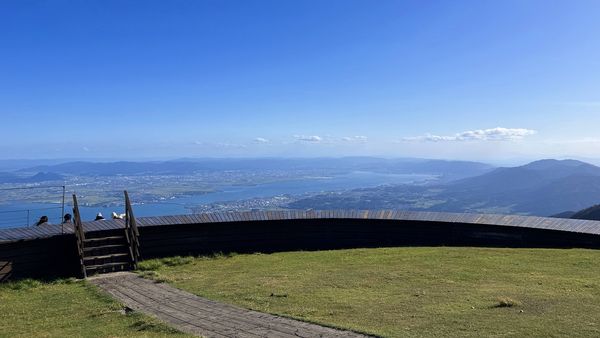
left=289, top=159, right=600, bottom=216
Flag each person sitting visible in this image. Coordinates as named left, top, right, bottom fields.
left=111, top=212, right=126, bottom=219
left=35, top=215, right=49, bottom=226
left=94, top=212, right=105, bottom=221
left=62, top=213, right=72, bottom=224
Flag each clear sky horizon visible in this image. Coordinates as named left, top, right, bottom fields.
left=1, top=1, right=600, bottom=163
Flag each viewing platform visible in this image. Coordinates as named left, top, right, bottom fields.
left=2, top=209, right=600, bottom=282
left=2, top=209, right=600, bottom=243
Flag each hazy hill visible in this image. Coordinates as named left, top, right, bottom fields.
left=21, top=158, right=493, bottom=180
left=0, top=172, right=64, bottom=184
left=552, top=211, right=577, bottom=218
left=553, top=204, right=600, bottom=221
left=289, top=159, right=600, bottom=216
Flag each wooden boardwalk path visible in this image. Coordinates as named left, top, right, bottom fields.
left=90, top=272, right=370, bottom=338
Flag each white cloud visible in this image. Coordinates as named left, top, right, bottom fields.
left=82, top=146, right=90, bottom=152
left=253, top=137, right=269, bottom=144
left=403, top=127, right=537, bottom=142
left=294, top=135, right=323, bottom=143
left=342, top=136, right=368, bottom=143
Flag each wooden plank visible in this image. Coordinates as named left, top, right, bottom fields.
left=186, top=214, right=200, bottom=224
left=140, top=216, right=159, bottom=226
left=0, top=261, right=12, bottom=275
left=259, top=211, right=268, bottom=221
left=230, top=212, right=241, bottom=222
left=172, top=215, right=187, bottom=224
left=198, top=213, right=210, bottom=223
left=208, top=213, right=218, bottom=223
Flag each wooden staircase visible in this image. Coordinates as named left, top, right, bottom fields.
left=82, top=230, right=132, bottom=275
left=73, top=191, right=140, bottom=278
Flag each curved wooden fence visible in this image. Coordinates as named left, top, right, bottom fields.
left=1, top=210, right=600, bottom=281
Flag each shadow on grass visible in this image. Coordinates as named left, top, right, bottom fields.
left=137, top=252, right=239, bottom=272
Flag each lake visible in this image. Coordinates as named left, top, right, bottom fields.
left=0, top=171, right=432, bottom=228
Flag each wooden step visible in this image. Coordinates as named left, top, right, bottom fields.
left=85, top=229, right=127, bottom=239
left=84, top=236, right=126, bottom=246
left=84, top=246, right=129, bottom=257
left=83, top=253, right=129, bottom=262
left=85, top=262, right=131, bottom=273
left=84, top=244, right=125, bottom=253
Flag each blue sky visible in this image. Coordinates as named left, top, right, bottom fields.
left=1, top=0, right=600, bottom=163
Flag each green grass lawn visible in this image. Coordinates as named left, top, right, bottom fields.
left=0, top=278, right=189, bottom=338
left=139, top=248, right=600, bottom=337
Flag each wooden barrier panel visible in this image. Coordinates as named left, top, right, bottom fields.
left=137, top=219, right=600, bottom=259
left=0, top=261, right=11, bottom=282
left=0, top=236, right=80, bottom=281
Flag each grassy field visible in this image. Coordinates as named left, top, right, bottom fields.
left=0, top=278, right=189, bottom=338
left=139, top=248, right=600, bottom=337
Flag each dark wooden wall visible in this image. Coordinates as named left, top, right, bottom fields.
left=2, top=218, right=599, bottom=281
left=0, top=235, right=80, bottom=282
left=139, top=219, right=600, bottom=259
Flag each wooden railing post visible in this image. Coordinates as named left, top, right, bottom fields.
left=124, top=190, right=140, bottom=268
left=72, top=194, right=87, bottom=278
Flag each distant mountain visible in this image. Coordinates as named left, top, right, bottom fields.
left=0, top=159, right=78, bottom=172
left=0, top=172, right=19, bottom=183
left=420, top=159, right=600, bottom=215
left=289, top=159, right=600, bottom=216
left=21, top=158, right=493, bottom=180
left=552, top=211, right=577, bottom=219
left=0, top=172, right=64, bottom=184
left=22, top=161, right=193, bottom=176
left=447, top=159, right=600, bottom=191
left=553, top=204, right=600, bottom=221
left=26, top=172, right=65, bottom=182
left=372, top=159, right=494, bottom=181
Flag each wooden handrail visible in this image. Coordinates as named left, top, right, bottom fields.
left=72, top=194, right=87, bottom=278
left=124, top=190, right=140, bottom=268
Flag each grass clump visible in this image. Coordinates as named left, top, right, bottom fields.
left=137, top=260, right=163, bottom=271
left=494, top=297, right=522, bottom=308
left=4, top=278, right=43, bottom=290
left=137, top=256, right=195, bottom=272
left=137, top=270, right=173, bottom=284
left=162, top=256, right=194, bottom=267
left=128, top=315, right=182, bottom=334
